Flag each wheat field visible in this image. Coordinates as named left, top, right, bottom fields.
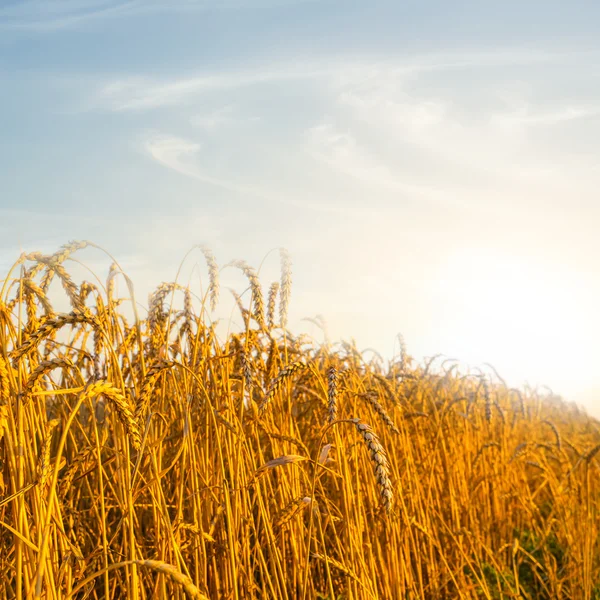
left=0, top=241, right=598, bottom=599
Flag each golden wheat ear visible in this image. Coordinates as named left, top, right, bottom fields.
left=352, top=418, right=394, bottom=514
left=259, top=360, right=307, bottom=413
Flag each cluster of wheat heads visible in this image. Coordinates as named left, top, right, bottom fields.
left=0, top=241, right=599, bottom=599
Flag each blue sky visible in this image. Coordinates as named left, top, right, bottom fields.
left=1, top=0, right=600, bottom=414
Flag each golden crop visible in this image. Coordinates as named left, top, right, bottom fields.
left=0, top=241, right=598, bottom=599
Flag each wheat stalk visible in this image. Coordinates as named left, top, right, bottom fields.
left=4, top=242, right=599, bottom=599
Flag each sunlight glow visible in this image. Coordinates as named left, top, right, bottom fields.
left=431, top=247, right=597, bottom=401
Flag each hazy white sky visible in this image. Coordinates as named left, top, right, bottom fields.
left=1, top=0, right=599, bottom=414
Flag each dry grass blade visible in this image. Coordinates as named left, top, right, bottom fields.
left=311, top=553, right=364, bottom=589
left=134, top=560, right=208, bottom=599
left=256, top=454, right=307, bottom=472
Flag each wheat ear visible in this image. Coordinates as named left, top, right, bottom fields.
left=37, top=419, right=61, bottom=488
left=200, top=245, right=220, bottom=312
left=0, top=355, right=10, bottom=404
left=327, top=366, right=338, bottom=424
left=259, top=360, right=307, bottom=413
left=11, top=310, right=100, bottom=362
left=84, top=381, right=142, bottom=450
left=229, top=260, right=265, bottom=329
left=279, top=248, right=292, bottom=328
left=267, top=282, right=280, bottom=329
left=363, top=391, right=399, bottom=434
left=352, top=418, right=393, bottom=513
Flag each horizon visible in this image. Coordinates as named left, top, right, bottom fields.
left=1, top=0, right=599, bottom=416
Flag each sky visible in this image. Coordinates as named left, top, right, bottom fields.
left=1, top=0, right=599, bottom=415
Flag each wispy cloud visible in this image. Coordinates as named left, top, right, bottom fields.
left=96, top=67, right=325, bottom=112
left=145, top=134, right=267, bottom=197
left=123, top=50, right=600, bottom=221
left=333, top=66, right=600, bottom=186
left=144, top=133, right=377, bottom=217
left=0, top=0, right=325, bottom=31
left=0, top=0, right=142, bottom=31
left=0, top=207, right=112, bottom=226
left=0, top=209, right=114, bottom=273
left=92, top=50, right=569, bottom=113
left=190, top=106, right=260, bottom=131
left=190, top=106, right=236, bottom=131
left=490, top=105, right=600, bottom=127
left=304, top=123, right=448, bottom=202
